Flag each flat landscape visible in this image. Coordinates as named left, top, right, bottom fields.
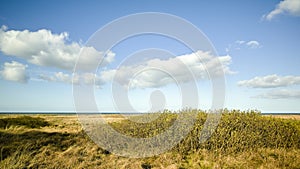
left=1, top=110, right=299, bottom=169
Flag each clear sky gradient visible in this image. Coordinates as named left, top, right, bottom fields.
left=0, top=0, right=300, bottom=112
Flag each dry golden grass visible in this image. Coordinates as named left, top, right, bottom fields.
left=0, top=111, right=299, bottom=169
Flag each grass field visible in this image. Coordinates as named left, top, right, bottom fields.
left=0, top=110, right=299, bottom=169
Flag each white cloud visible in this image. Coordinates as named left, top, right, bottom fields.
left=263, top=0, right=300, bottom=21
left=0, top=61, right=28, bottom=83
left=1, top=25, right=7, bottom=31
left=36, top=51, right=234, bottom=89
left=38, top=72, right=72, bottom=83
left=246, top=41, right=260, bottom=48
left=107, top=51, right=234, bottom=89
left=38, top=72, right=105, bottom=87
left=254, top=89, right=300, bottom=99
left=75, top=73, right=106, bottom=87
left=238, top=74, right=300, bottom=88
left=55, top=72, right=73, bottom=83
left=0, top=26, right=115, bottom=71
left=226, top=40, right=261, bottom=52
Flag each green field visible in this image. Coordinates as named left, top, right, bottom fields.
left=1, top=110, right=300, bottom=169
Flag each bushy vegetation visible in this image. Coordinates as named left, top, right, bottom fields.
left=109, top=110, right=300, bottom=156
left=0, top=116, right=50, bottom=129
left=0, top=110, right=299, bottom=169
left=179, top=110, right=300, bottom=154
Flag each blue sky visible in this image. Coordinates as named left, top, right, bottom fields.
left=0, top=0, right=300, bottom=112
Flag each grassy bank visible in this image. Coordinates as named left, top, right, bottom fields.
left=0, top=110, right=299, bottom=168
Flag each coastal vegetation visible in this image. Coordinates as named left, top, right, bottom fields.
left=0, top=110, right=299, bottom=168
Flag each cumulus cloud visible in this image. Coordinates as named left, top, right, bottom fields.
left=238, top=74, right=300, bottom=88
left=107, top=51, right=234, bottom=89
left=38, top=51, right=234, bottom=89
left=0, top=26, right=115, bottom=71
left=263, top=0, right=300, bottom=21
left=254, top=89, right=300, bottom=99
left=0, top=61, right=28, bottom=83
